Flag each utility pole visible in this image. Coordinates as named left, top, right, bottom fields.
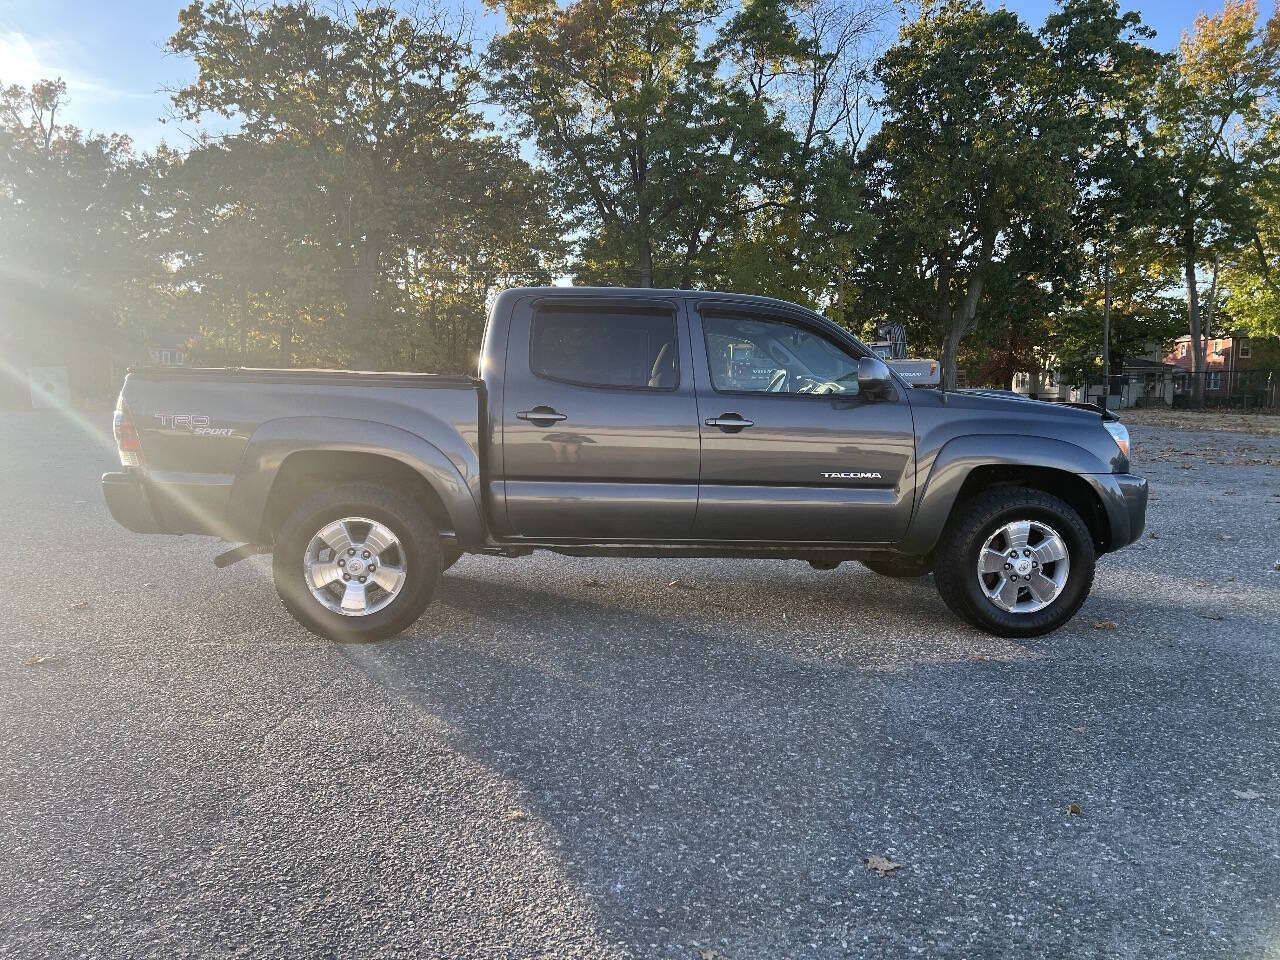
left=1101, top=246, right=1111, bottom=410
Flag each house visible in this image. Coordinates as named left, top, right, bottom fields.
left=1163, top=332, right=1278, bottom=405
left=1012, top=343, right=1178, bottom=410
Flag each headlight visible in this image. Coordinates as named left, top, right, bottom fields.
left=1104, top=421, right=1130, bottom=461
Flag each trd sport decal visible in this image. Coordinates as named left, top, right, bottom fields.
left=155, top=414, right=235, bottom=437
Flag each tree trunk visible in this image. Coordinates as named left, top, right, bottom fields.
left=635, top=131, right=653, bottom=287
left=939, top=230, right=996, bottom=391
left=238, top=288, right=250, bottom=360
left=638, top=239, right=654, bottom=288
left=935, top=260, right=956, bottom=389
left=1183, top=232, right=1204, bottom=408
left=280, top=320, right=293, bottom=368
left=1101, top=247, right=1111, bottom=405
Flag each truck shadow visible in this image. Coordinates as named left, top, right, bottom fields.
left=340, top=566, right=1278, bottom=956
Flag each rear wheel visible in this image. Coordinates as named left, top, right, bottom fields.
left=933, top=487, right=1095, bottom=638
left=272, top=482, right=441, bottom=642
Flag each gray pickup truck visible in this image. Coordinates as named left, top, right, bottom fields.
left=103, top=287, right=1147, bottom=641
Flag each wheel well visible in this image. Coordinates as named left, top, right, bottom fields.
left=260, top=451, right=453, bottom=542
left=954, top=465, right=1110, bottom=551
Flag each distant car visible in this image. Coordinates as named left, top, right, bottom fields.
left=103, top=287, right=1147, bottom=642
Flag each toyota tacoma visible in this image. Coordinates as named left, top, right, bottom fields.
left=102, top=287, right=1147, bottom=641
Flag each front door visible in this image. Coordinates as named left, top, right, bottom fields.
left=500, top=296, right=700, bottom=539
left=691, top=305, right=916, bottom=544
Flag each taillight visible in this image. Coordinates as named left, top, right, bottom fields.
left=113, top=396, right=144, bottom=468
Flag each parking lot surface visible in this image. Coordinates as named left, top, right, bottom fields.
left=1, top=407, right=1277, bottom=959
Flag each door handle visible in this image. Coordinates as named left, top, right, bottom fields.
left=704, top=414, right=754, bottom=432
left=517, top=406, right=568, bottom=426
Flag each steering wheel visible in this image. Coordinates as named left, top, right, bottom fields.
left=766, top=369, right=789, bottom=393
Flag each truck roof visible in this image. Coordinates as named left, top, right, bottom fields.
left=495, top=286, right=829, bottom=316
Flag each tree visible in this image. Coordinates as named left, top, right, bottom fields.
left=169, top=0, right=560, bottom=369
left=712, top=0, right=882, bottom=307
left=1147, top=0, right=1280, bottom=404
left=485, top=0, right=879, bottom=296
left=857, top=0, right=1162, bottom=390
left=0, top=79, right=162, bottom=399
left=485, top=0, right=758, bottom=287
left=860, top=1, right=1062, bottom=388
left=1222, top=121, right=1280, bottom=340
left=156, top=138, right=328, bottom=366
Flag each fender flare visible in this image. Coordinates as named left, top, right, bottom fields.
left=901, top=434, right=1111, bottom=554
left=227, top=417, right=485, bottom=548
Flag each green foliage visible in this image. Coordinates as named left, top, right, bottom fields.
left=485, top=0, right=876, bottom=300
left=855, top=0, right=1163, bottom=389
left=2, top=0, right=1280, bottom=395
left=0, top=79, right=165, bottom=402
left=1222, top=119, right=1280, bottom=339
left=167, top=0, right=562, bottom=369
left=1145, top=0, right=1280, bottom=399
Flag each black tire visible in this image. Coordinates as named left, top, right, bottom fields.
left=933, top=487, right=1095, bottom=638
left=861, top=556, right=932, bottom=578
left=272, top=482, right=442, bottom=643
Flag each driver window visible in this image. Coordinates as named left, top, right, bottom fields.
left=702, top=312, right=860, bottom=396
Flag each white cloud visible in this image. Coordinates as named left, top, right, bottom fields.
left=0, top=30, right=57, bottom=87
left=0, top=29, right=149, bottom=101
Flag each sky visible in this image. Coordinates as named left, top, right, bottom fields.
left=1, top=0, right=1276, bottom=152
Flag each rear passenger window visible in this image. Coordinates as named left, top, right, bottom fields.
left=530, top=307, right=679, bottom=390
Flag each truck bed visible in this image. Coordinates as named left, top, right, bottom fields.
left=115, top=366, right=485, bottom=543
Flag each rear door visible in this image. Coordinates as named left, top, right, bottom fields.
left=691, top=303, right=916, bottom=544
left=500, top=295, right=700, bottom=539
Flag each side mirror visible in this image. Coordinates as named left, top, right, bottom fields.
left=858, top=356, right=892, bottom=396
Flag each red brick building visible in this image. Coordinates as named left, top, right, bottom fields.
left=1163, top=333, right=1277, bottom=404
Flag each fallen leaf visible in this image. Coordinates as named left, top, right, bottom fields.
left=667, top=579, right=696, bottom=590
left=1147, top=531, right=1158, bottom=540
left=700, top=950, right=726, bottom=960
left=581, top=578, right=603, bottom=588
left=1232, top=789, right=1263, bottom=801
left=507, top=809, right=528, bottom=821
left=1217, top=534, right=1233, bottom=542
left=1273, top=562, right=1280, bottom=572
left=1070, top=725, right=1086, bottom=733
left=1067, top=803, right=1082, bottom=816
left=26, top=656, right=53, bottom=666
left=1093, top=620, right=1117, bottom=631
left=864, top=855, right=904, bottom=877
left=68, top=600, right=89, bottom=611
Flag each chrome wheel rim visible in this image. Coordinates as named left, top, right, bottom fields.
left=977, top=519, right=1070, bottom=614
left=302, top=517, right=407, bottom=617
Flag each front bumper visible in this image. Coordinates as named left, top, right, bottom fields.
left=1084, top=472, right=1147, bottom=552
left=101, top=471, right=164, bottom=534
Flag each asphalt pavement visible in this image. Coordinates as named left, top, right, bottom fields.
left=0, top=406, right=1277, bottom=959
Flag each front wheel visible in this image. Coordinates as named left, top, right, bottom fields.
left=272, top=482, right=442, bottom=642
left=933, top=487, right=1095, bottom=638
